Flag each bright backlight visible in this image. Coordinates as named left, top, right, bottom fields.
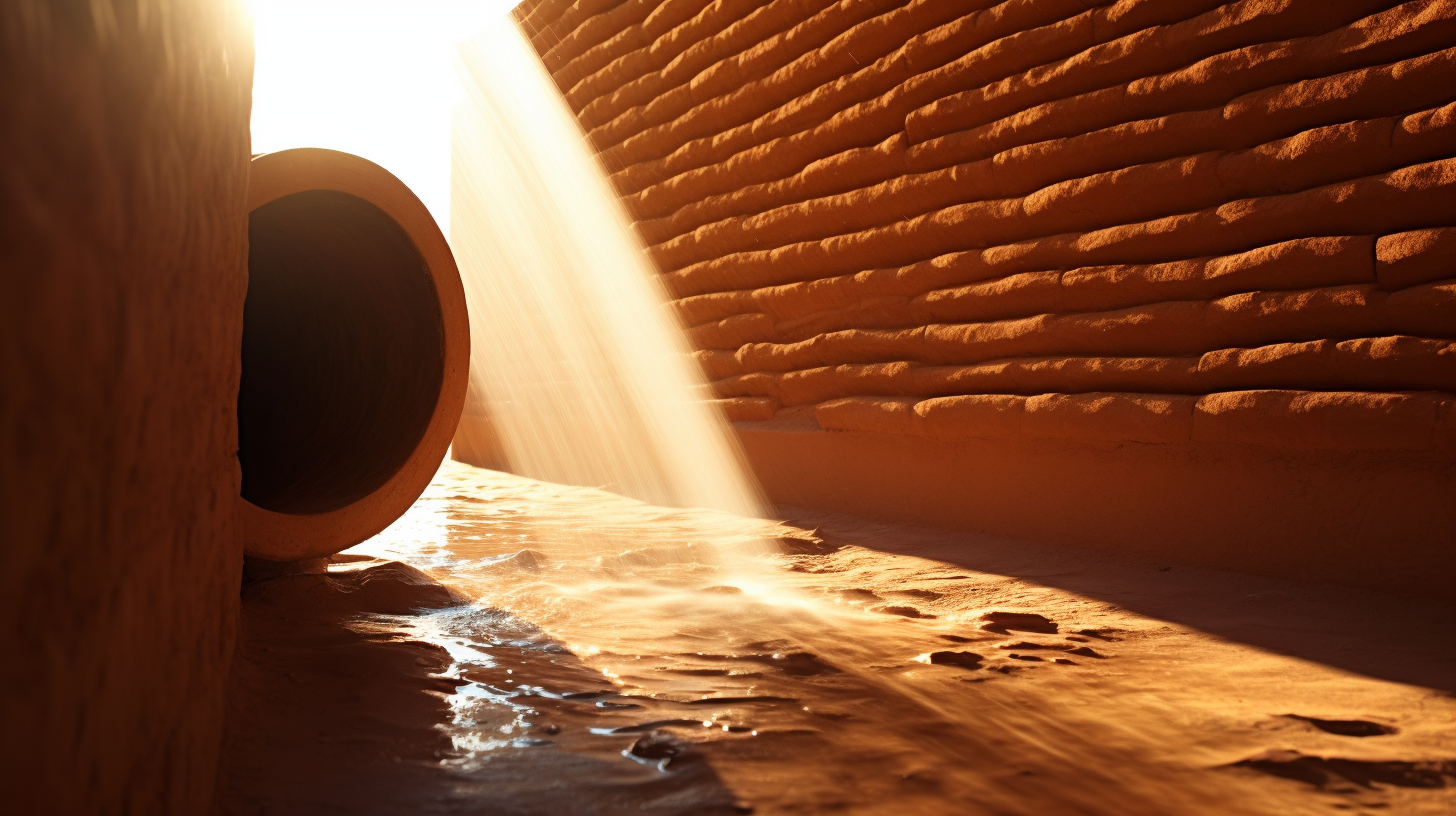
left=248, top=0, right=516, bottom=227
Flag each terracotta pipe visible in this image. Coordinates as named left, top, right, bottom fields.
left=238, top=148, right=469, bottom=561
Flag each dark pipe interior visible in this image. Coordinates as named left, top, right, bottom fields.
left=240, top=190, right=445, bottom=515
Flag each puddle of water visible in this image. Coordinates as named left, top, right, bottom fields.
left=330, top=460, right=1452, bottom=816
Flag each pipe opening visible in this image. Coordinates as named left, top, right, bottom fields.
left=240, top=189, right=445, bottom=515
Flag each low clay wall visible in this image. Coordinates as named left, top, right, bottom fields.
left=0, top=1, right=252, bottom=811
left=496, top=0, right=1455, bottom=595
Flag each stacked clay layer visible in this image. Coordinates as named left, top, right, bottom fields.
left=514, top=0, right=1456, bottom=451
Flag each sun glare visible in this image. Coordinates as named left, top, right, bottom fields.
left=247, top=0, right=517, bottom=228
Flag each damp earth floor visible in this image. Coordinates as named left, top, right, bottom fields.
left=217, top=461, right=1456, bottom=815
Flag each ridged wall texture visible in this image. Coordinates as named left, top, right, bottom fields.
left=505, top=0, right=1455, bottom=593
left=0, top=1, right=253, bottom=812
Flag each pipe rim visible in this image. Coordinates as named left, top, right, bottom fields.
left=239, top=148, right=469, bottom=561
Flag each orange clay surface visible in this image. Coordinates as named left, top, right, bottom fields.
left=454, top=0, right=1456, bottom=599
left=217, top=460, right=1456, bottom=815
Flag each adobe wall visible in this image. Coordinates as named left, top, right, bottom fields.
left=0, top=1, right=253, bottom=811
left=501, top=0, right=1456, bottom=595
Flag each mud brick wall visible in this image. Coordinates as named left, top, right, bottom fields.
left=0, top=1, right=253, bottom=811
left=509, top=0, right=1455, bottom=593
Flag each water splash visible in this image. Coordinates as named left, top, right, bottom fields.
left=449, top=16, right=764, bottom=521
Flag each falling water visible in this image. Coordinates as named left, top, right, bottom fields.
left=447, top=16, right=764, bottom=521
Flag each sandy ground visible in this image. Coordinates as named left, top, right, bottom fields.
left=215, top=461, right=1455, bottom=815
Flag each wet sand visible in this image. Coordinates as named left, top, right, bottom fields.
left=216, top=461, right=1456, bottom=815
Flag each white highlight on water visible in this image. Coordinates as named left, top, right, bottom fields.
left=449, top=16, right=766, bottom=520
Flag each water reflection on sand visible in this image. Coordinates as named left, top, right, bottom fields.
left=323, top=460, right=1456, bottom=816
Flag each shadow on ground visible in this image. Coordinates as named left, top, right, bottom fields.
left=781, top=506, right=1456, bottom=695
left=214, top=560, right=747, bottom=816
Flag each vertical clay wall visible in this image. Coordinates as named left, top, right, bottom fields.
left=496, top=0, right=1455, bottom=594
left=0, top=1, right=253, bottom=811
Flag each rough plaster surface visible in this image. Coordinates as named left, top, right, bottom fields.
left=0, top=1, right=253, bottom=811
left=489, top=0, right=1456, bottom=592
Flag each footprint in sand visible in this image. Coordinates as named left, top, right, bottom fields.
left=927, top=651, right=984, bottom=669
left=1284, top=715, right=1398, bottom=737
left=926, top=614, right=1113, bottom=670
left=978, top=611, right=1058, bottom=635
left=1073, top=628, right=1122, bottom=641
left=877, top=605, right=935, bottom=619
left=996, top=641, right=1071, bottom=652
left=1228, top=749, right=1454, bottom=792
left=992, top=638, right=1108, bottom=665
